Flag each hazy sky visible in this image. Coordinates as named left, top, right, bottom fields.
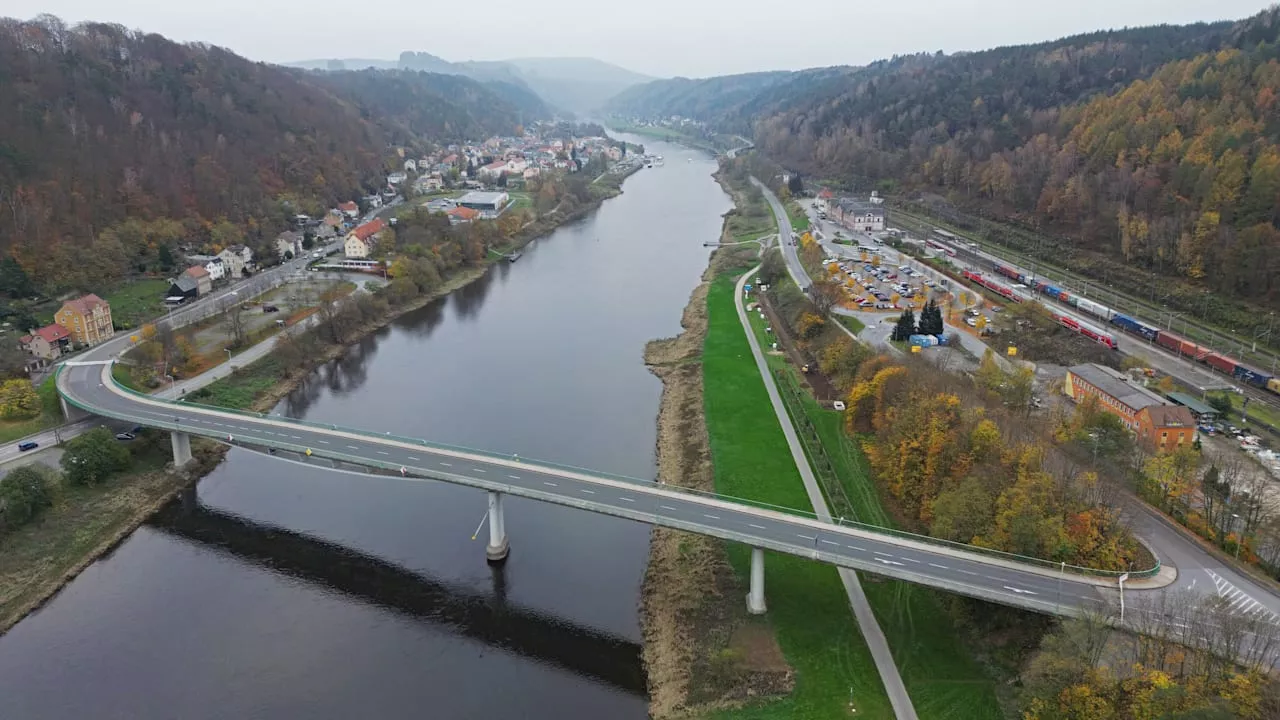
left=5, top=0, right=1273, bottom=77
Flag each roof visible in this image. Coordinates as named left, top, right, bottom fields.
left=1068, top=364, right=1166, bottom=412
left=458, top=191, right=508, bottom=206
left=483, top=161, right=506, bottom=170
left=61, top=293, right=109, bottom=316
left=171, top=275, right=198, bottom=293
left=1165, top=392, right=1218, bottom=417
left=351, top=218, right=386, bottom=242
left=338, top=201, right=359, bottom=212
left=448, top=206, right=481, bottom=220
left=836, top=198, right=886, bottom=217
left=21, top=324, right=70, bottom=345
left=184, top=265, right=210, bottom=279
left=1141, top=404, right=1196, bottom=429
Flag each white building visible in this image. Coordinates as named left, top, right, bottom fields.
left=833, top=197, right=886, bottom=233
left=185, top=254, right=226, bottom=282
left=457, top=191, right=510, bottom=214
left=217, top=248, right=247, bottom=279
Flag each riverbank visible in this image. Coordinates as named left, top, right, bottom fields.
left=0, top=179, right=632, bottom=641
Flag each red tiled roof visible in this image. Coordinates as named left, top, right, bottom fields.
left=352, top=218, right=386, bottom=241
left=62, top=293, right=108, bottom=316
left=185, top=265, right=210, bottom=279
left=339, top=201, right=359, bottom=212
left=21, top=323, right=69, bottom=345
left=448, top=207, right=480, bottom=220
left=1141, top=404, right=1196, bottom=429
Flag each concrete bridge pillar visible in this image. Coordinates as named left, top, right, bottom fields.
left=59, top=396, right=90, bottom=423
left=170, top=431, right=193, bottom=468
left=747, top=547, right=767, bottom=615
left=486, top=491, right=509, bottom=563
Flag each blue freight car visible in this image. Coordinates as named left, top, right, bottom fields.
left=1110, top=314, right=1159, bottom=342
left=1233, top=364, right=1274, bottom=389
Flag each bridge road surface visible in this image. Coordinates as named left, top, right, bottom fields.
left=60, top=360, right=1143, bottom=618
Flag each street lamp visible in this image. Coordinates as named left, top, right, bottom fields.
left=225, top=348, right=233, bottom=363
left=1233, top=513, right=1243, bottom=560
left=1118, top=572, right=1129, bottom=625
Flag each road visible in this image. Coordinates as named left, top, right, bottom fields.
left=738, top=268, right=917, bottom=719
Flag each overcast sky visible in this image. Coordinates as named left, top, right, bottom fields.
left=5, top=0, right=1273, bottom=77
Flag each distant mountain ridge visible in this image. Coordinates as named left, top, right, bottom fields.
left=284, top=54, right=655, bottom=113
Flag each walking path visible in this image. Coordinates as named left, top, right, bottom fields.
left=734, top=267, right=919, bottom=720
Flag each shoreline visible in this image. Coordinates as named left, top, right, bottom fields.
left=0, top=182, right=628, bottom=639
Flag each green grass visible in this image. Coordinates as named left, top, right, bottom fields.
left=1208, top=390, right=1280, bottom=432
left=0, top=378, right=62, bottom=445
left=785, top=200, right=810, bottom=233
left=508, top=191, right=532, bottom=210
left=836, top=315, right=865, bottom=335
left=704, top=273, right=894, bottom=720
left=101, top=278, right=171, bottom=330
left=185, top=355, right=286, bottom=410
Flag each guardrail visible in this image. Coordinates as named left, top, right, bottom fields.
left=60, top=363, right=1160, bottom=581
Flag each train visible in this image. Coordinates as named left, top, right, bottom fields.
left=960, top=269, right=1120, bottom=350
left=927, top=239, right=957, bottom=257
left=989, top=261, right=1280, bottom=396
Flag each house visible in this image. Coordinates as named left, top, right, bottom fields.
left=404, top=159, right=417, bottom=173
left=344, top=218, right=387, bottom=258
left=1063, top=364, right=1169, bottom=431
left=20, top=323, right=72, bottom=360
left=324, top=210, right=345, bottom=228
left=184, top=255, right=225, bottom=283
left=816, top=188, right=835, bottom=212
left=183, top=265, right=213, bottom=296
left=276, top=231, right=304, bottom=259
left=414, top=176, right=443, bottom=193
left=504, top=159, right=528, bottom=175
left=339, top=201, right=360, bottom=219
left=523, top=167, right=541, bottom=180
left=218, top=248, right=247, bottom=279
left=447, top=206, right=481, bottom=224
left=478, top=161, right=507, bottom=180
left=1136, top=405, right=1197, bottom=452
left=226, top=244, right=253, bottom=266
left=387, top=172, right=407, bottom=186
left=167, top=274, right=199, bottom=302
left=362, top=194, right=383, bottom=209
left=457, top=191, right=509, bottom=214
left=832, top=197, right=886, bottom=233
left=54, top=294, right=114, bottom=346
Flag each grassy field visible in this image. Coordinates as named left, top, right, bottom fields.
left=185, top=355, right=287, bottom=410
left=1208, top=390, right=1280, bottom=432
left=785, top=200, right=810, bottom=233
left=726, top=190, right=777, bottom=245
left=0, top=378, right=62, bottom=445
left=703, top=273, right=894, bottom=720
left=102, top=278, right=171, bottom=330
left=836, top=315, right=865, bottom=335
left=508, top=191, right=533, bottom=210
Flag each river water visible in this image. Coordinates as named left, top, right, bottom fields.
left=0, top=138, right=730, bottom=719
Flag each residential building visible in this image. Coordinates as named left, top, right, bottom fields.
left=816, top=188, right=834, bottom=212
left=457, top=191, right=510, bottom=214
left=1136, top=405, right=1197, bottom=452
left=226, top=244, right=254, bottom=266
left=276, top=231, right=304, bottom=259
left=404, top=158, right=417, bottom=173
left=168, top=274, right=200, bottom=302
left=344, top=218, right=387, bottom=258
left=447, top=206, right=481, bottom=224
left=185, top=255, right=226, bottom=283
left=478, top=161, right=506, bottom=180
left=20, top=323, right=71, bottom=360
left=218, top=248, right=247, bottom=279
left=183, top=265, right=213, bottom=296
left=55, top=293, right=114, bottom=346
left=324, top=210, right=345, bottom=228
left=414, top=176, right=443, bottom=193
left=362, top=194, right=383, bottom=209
left=523, top=167, right=541, bottom=180
left=832, top=197, right=886, bottom=233
left=387, top=172, right=407, bottom=186
left=339, top=201, right=360, bottom=219
left=1063, top=363, right=1169, bottom=431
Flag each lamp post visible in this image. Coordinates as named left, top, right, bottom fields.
left=1233, top=513, right=1243, bottom=560
left=1118, top=572, right=1129, bottom=625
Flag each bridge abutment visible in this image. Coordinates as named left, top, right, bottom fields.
left=170, top=431, right=193, bottom=467
left=59, top=396, right=90, bottom=423
left=486, top=491, right=509, bottom=563
left=747, top=547, right=766, bottom=614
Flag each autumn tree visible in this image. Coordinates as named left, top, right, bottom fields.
left=808, top=278, right=842, bottom=315
left=61, top=427, right=131, bottom=486
left=0, top=379, right=40, bottom=420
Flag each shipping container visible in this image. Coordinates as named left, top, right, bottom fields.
left=1268, top=378, right=1280, bottom=395
left=908, top=334, right=938, bottom=347
left=934, top=334, right=950, bottom=346
left=1203, top=353, right=1238, bottom=374
left=1233, top=365, right=1274, bottom=389
left=1111, top=314, right=1159, bottom=342
left=1077, top=298, right=1111, bottom=321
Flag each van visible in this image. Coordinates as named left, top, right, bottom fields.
left=17, top=441, right=37, bottom=452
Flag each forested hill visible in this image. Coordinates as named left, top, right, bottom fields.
left=0, top=17, right=531, bottom=295
left=603, top=70, right=797, bottom=122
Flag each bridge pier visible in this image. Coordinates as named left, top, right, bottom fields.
left=170, top=431, right=193, bottom=468
left=486, top=491, right=509, bottom=563
left=747, top=547, right=767, bottom=615
left=59, top=396, right=90, bottom=423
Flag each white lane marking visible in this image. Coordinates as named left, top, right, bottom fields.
left=376, top=451, right=389, bottom=456
left=263, top=431, right=275, bottom=435
left=439, top=462, right=452, bottom=467
left=703, top=514, right=720, bottom=520
left=928, top=563, right=949, bottom=570
left=473, top=468, right=486, bottom=473
left=847, top=545, right=867, bottom=552
left=346, top=445, right=360, bottom=450
left=820, top=540, right=840, bottom=546
left=508, top=474, right=521, bottom=480
left=581, top=489, right=596, bottom=495
left=660, top=505, right=678, bottom=511
left=1003, top=586, right=1038, bottom=596
left=543, top=481, right=558, bottom=487
left=902, top=557, right=922, bottom=564
left=408, top=456, right=420, bottom=461
left=291, top=436, right=302, bottom=440
left=317, top=440, right=329, bottom=444
left=874, top=558, right=904, bottom=567
left=873, top=551, right=893, bottom=557
left=619, top=497, right=636, bottom=503
left=748, top=524, right=767, bottom=530
left=796, top=534, right=816, bottom=541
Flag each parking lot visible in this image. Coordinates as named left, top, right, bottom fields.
left=824, top=254, right=950, bottom=312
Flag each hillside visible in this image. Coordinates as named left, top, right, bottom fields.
left=603, top=70, right=797, bottom=122
left=0, top=17, right=537, bottom=297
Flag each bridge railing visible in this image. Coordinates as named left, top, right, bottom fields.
left=86, top=367, right=1159, bottom=581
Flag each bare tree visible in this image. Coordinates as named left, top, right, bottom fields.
left=225, top=302, right=247, bottom=348
left=808, top=278, right=842, bottom=316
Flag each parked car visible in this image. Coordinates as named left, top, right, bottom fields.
left=262, top=305, right=280, bottom=313
left=115, top=432, right=136, bottom=441
left=17, top=441, right=38, bottom=452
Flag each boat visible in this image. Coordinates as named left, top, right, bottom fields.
left=505, top=252, right=523, bottom=263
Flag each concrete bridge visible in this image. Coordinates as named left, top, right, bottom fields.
left=58, top=359, right=1169, bottom=622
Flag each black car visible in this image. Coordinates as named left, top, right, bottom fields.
left=17, top=441, right=38, bottom=452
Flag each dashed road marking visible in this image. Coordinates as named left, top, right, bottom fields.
left=1003, top=586, right=1038, bottom=596
left=407, top=456, right=419, bottom=461
left=473, top=468, right=486, bottom=473
left=847, top=545, right=867, bottom=552
left=508, top=475, right=521, bottom=480
left=749, top=524, right=768, bottom=530
left=376, top=451, right=389, bottom=456
left=317, top=440, right=329, bottom=444
left=703, top=514, right=720, bottom=520
left=580, top=489, right=596, bottom=495
left=439, top=462, right=452, bottom=467
left=346, top=445, right=360, bottom=450
left=873, top=551, right=893, bottom=557
left=796, top=534, right=816, bottom=541
left=821, top=540, right=840, bottom=546
left=928, top=563, right=949, bottom=570
left=543, top=482, right=558, bottom=487
left=660, top=505, right=678, bottom=511
left=619, top=497, right=635, bottom=503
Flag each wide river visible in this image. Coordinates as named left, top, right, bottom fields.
left=0, top=136, right=730, bottom=719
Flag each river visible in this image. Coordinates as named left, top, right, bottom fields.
left=0, top=138, right=731, bottom=719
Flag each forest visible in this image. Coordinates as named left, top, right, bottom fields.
left=0, top=16, right=533, bottom=300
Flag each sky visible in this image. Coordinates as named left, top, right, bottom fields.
left=4, top=0, right=1274, bottom=78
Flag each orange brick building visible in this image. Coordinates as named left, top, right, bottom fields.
left=1137, top=404, right=1196, bottom=452
left=55, top=294, right=114, bottom=347
left=1064, top=364, right=1197, bottom=452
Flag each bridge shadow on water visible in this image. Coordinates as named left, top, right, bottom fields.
left=146, top=493, right=646, bottom=696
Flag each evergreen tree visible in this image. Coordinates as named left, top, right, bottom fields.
left=891, top=309, right=917, bottom=341
left=919, top=299, right=944, bottom=335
